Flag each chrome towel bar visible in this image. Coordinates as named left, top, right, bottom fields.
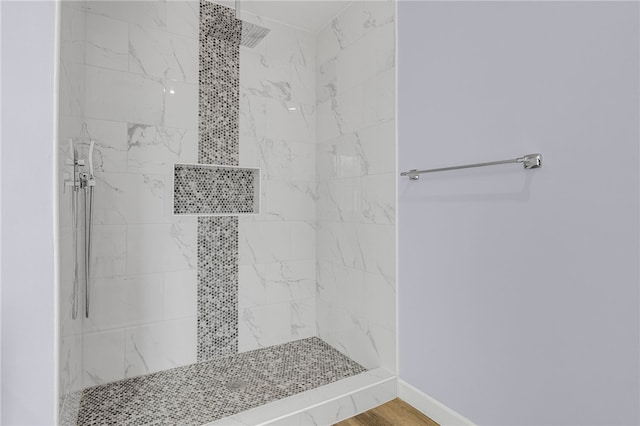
left=400, top=153, right=542, bottom=181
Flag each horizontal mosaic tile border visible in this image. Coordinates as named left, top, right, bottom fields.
left=174, top=164, right=259, bottom=215
left=75, top=337, right=367, bottom=425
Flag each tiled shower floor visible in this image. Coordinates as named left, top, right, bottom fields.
left=75, top=337, right=366, bottom=425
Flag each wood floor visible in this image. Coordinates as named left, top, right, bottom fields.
left=335, top=398, right=439, bottom=426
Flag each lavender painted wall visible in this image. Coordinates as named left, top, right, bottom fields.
left=398, top=2, right=639, bottom=425
left=1, top=1, right=58, bottom=423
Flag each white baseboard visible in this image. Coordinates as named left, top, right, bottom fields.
left=398, top=380, right=476, bottom=426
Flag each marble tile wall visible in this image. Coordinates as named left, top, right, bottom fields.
left=315, top=1, right=397, bottom=372
left=78, top=0, right=201, bottom=387
left=61, top=0, right=322, bottom=389
left=58, top=0, right=396, bottom=401
left=236, top=10, right=318, bottom=353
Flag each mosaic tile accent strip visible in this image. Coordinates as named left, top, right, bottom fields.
left=199, top=1, right=240, bottom=167
left=76, top=337, right=367, bottom=425
left=174, top=164, right=257, bottom=215
left=200, top=0, right=242, bottom=45
left=199, top=78, right=240, bottom=166
left=198, top=216, right=238, bottom=360
left=197, top=1, right=241, bottom=360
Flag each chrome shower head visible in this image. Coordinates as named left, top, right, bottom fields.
left=241, top=21, right=270, bottom=48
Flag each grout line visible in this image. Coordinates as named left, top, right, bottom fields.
left=314, top=1, right=354, bottom=35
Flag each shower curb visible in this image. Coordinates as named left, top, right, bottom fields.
left=205, top=368, right=396, bottom=426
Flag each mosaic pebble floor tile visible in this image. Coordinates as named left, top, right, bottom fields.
left=76, top=337, right=366, bottom=425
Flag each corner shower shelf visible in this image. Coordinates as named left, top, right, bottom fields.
left=173, top=163, right=260, bottom=216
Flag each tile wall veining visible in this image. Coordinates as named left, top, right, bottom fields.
left=236, top=10, right=318, bottom=352
left=65, top=0, right=322, bottom=388
left=315, top=1, right=397, bottom=372
left=59, top=1, right=396, bottom=410
left=79, top=0, right=200, bottom=386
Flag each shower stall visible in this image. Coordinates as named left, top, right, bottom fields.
left=57, top=0, right=397, bottom=424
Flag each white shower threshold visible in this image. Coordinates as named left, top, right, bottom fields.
left=206, top=368, right=397, bottom=426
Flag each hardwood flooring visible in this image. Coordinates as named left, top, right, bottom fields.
left=334, top=398, right=439, bottom=426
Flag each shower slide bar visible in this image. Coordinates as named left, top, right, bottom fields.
left=400, top=153, right=542, bottom=181
left=65, top=139, right=96, bottom=319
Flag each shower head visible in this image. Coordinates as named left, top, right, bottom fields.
left=234, top=0, right=270, bottom=48
left=240, top=21, right=270, bottom=48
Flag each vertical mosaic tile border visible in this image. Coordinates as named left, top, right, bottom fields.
left=197, top=216, right=238, bottom=360
left=199, top=1, right=240, bottom=167
left=197, top=1, right=242, bottom=360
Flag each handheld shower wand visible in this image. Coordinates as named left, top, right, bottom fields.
left=84, top=140, right=95, bottom=318
left=66, top=138, right=96, bottom=320
left=69, top=139, right=80, bottom=320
